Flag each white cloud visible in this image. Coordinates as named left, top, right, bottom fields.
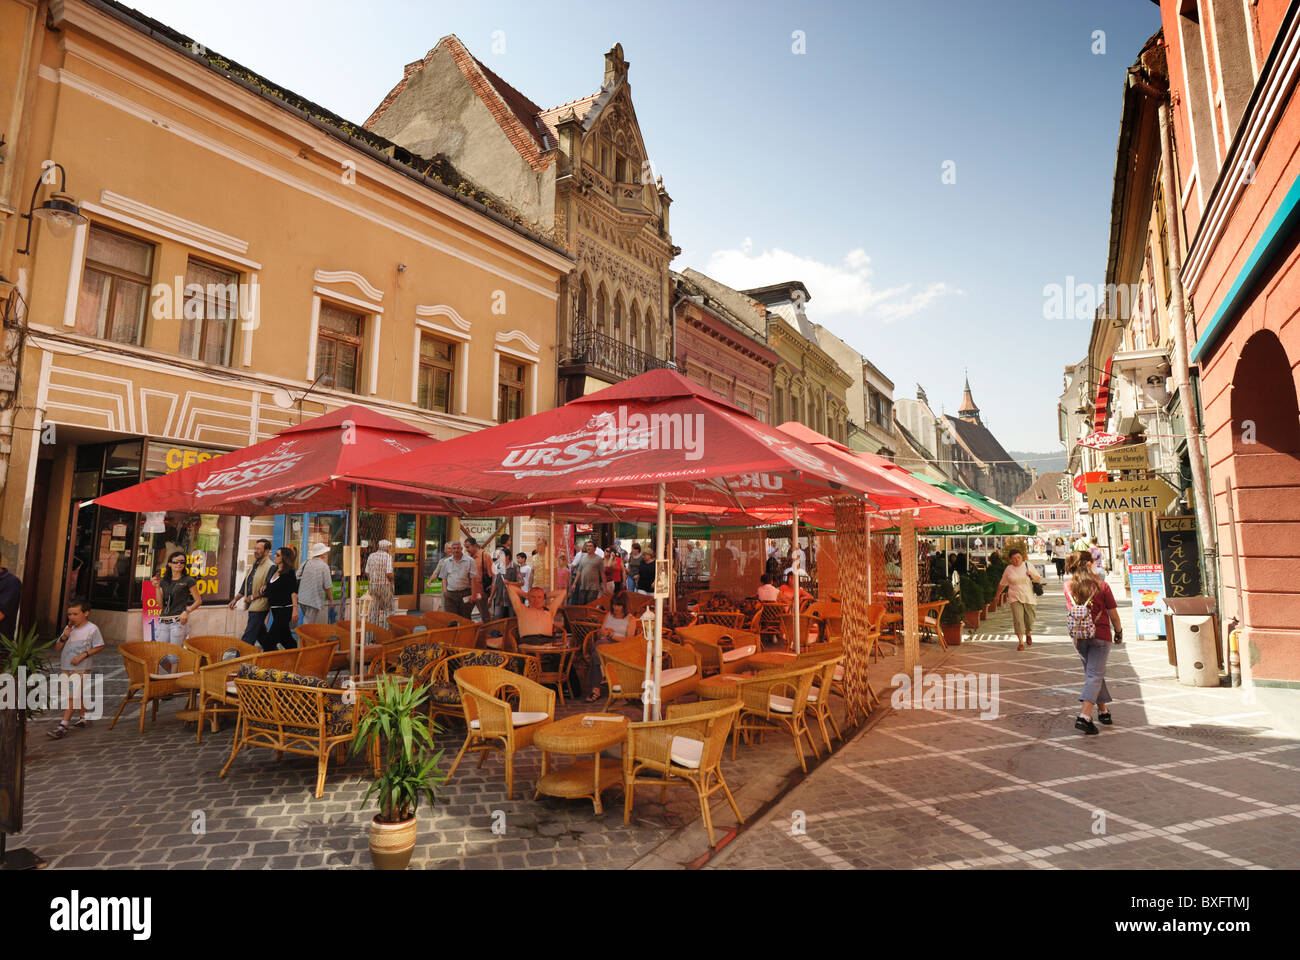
left=703, top=244, right=961, bottom=323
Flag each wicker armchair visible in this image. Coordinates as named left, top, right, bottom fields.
left=417, top=649, right=541, bottom=728
left=918, top=600, right=949, bottom=648
left=804, top=601, right=842, bottom=640
left=622, top=592, right=654, bottom=617
left=476, top=617, right=517, bottom=651
left=296, top=622, right=385, bottom=676
left=423, top=610, right=472, bottom=630
left=219, top=668, right=358, bottom=797
left=183, top=635, right=259, bottom=665
left=674, top=624, right=761, bottom=676
left=376, top=626, right=460, bottom=675
left=749, top=601, right=790, bottom=647
left=598, top=638, right=700, bottom=711
left=806, top=655, right=845, bottom=753
left=696, top=610, right=746, bottom=629
left=447, top=665, right=555, bottom=798
left=386, top=614, right=429, bottom=635
left=732, top=665, right=822, bottom=773
left=624, top=700, right=744, bottom=848
left=109, top=641, right=198, bottom=733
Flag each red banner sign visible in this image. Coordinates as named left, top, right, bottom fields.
left=1073, top=471, right=1108, bottom=493
left=1077, top=431, right=1129, bottom=449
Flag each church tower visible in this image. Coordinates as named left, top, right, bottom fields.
left=957, top=373, right=981, bottom=425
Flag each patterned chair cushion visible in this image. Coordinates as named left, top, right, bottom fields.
left=393, top=642, right=446, bottom=678
left=235, top=664, right=328, bottom=689
left=427, top=682, right=461, bottom=706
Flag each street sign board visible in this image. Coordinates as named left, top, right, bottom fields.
left=1073, top=470, right=1107, bottom=493
left=1105, top=443, right=1149, bottom=471
left=1085, top=478, right=1179, bottom=513
left=1130, top=564, right=1167, bottom=636
left=1078, top=431, right=1130, bottom=449
left=1156, top=516, right=1201, bottom=598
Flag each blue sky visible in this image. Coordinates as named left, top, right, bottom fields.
left=129, top=0, right=1160, bottom=454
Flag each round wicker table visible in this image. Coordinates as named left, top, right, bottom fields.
left=533, top=712, right=629, bottom=814
left=698, top=674, right=743, bottom=700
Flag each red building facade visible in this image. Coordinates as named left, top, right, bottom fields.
left=1158, top=1, right=1300, bottom=683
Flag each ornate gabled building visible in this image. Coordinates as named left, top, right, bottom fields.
left=366, top=38, right=677, bottom=401
left=942, top=377, right=1032, bottom=505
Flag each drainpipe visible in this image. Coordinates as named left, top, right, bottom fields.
left=1154, top=93, right=1219, bottom=604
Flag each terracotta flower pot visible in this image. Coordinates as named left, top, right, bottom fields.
left=962, top=611, right=980, bottom=629
left=369, top=815, right=417, bottom=870
left=941, top=622, right=962, bottom=646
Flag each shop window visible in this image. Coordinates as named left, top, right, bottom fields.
left=498, top=358, right=526, bottom=423
left=75, top=225, right=154, bottom=345
left=180, top=258, right=238, bottom=366
left=417, top=334, right=455, bottom=413
left=316, top=302, right=364, bottom=393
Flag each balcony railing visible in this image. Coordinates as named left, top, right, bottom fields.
left=564, top=326, right=675, bottom=381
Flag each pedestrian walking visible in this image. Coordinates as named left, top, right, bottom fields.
left=996, top=548, right=1043, bottom=650
left=489, top=547, right=517, bottom=620
left=428, top=540, right=475, bottom=617
left=1089, top=537, right=1105, bottom=576
left=153, top=550, right=200, bottom=669
left=516, top=552, right=533, bottom=593
left=603, top=546, right=624, bottom=596
left=1051, top=537, right=1069, bottom=578
left=260, top=546, right=299, bottom=650
left=228, top=538, right=272, bottom=647
left=297, top=542, right=335, bottom=625
left=531, top=537, right=551, bottom=592
left=626, top=542, right=643, bottom=592
left=1065, top=549, right=1123, bottom=735
left=364, top=540, right=396, bottom=628
left=48, top=599, right=104, bottom=739
left=569, top=540, right=604, bottom=605
left=468, top=537, right=493, bottom=622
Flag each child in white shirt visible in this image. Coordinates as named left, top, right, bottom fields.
left=50, top=599, right=105, bottom=738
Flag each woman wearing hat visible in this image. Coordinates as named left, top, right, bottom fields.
left=297, top=542, right=335, bottom=625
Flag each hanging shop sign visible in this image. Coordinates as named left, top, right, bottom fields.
left=1077, top=431, right=1131, bottom=450
left=1085, top=478, right=1179, bottom=513
left=1104, top=443, right=1149, bottom=471
left=1129, top=563, right=1168, bottom=636
left=1073, top=470, right=1108, bottom=493
left=1156, top=516, right=1201, bottom=598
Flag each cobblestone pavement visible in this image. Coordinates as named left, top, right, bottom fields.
left=709, top=577, right=1300, bottom=870
left=17, top=632, right=926, bottom=870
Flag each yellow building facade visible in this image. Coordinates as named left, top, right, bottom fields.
left=0, top=0, right=571, bottom=641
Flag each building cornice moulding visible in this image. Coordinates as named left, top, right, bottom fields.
left=314, top=269, right=385, bottom=303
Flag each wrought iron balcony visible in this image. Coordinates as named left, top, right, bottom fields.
left=563, top=326, right=675, bottom=382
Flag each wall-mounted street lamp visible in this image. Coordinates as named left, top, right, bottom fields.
left=17, top=162, right=86, bottom=255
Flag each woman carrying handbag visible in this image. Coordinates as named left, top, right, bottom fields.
left=1064, top=550, right=1123, bottom=735
left=995, top=548, right=1043, bottom=650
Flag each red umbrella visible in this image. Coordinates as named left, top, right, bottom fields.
left=349, top=370, right=927, bottom=511
left=90, top=404, right=482, bottom=679
left=92, top=405, right=473, bottom=515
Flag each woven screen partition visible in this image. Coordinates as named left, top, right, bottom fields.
left=815, top=531, right=839, bottom=599
left=833, top=498, right=871, bottom=724
left=706, top=530, right=766, bottom=599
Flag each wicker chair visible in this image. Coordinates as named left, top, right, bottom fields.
left=696, top=610, right=745, bottom=629
left=732, top=665, right=822, bottom=773
left=109, top=641, right=198, bottom=733
left=417, top=649, right=541, bottom=729
left=447, top=665, right=555, bottom=798
left=190, top=643, right=332, bottom=742
left=674, top=624, right=761, bottom=676
left=918, top=600, right=949, bottom=649
left=806, top=655, right=845, bottom=753
left=376, top=626, right=460, bottom=674
left=624, top=700, right=744, bottom=848
left=749, top=601, right=790, bottom=647
left=598, top=638, right=700, bottom=711
left=622, top=593, right=653, bottom=617
left=219, top=667, right=358, bottom=797
left=386, top=614, right=429, bottom=635
left=296, top=622, right=385, bottom=676
left=476, top=617, right=517, bottom=652
left=780, top=611, right=831, bottom=650
left=423, top=610, right=472, bottom=630
left=183, top=635, right=259, bottom=665
left=804, top=601, right=842, bottom=640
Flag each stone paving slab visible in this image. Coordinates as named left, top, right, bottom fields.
left=709, top=579, right=1300, bottom=871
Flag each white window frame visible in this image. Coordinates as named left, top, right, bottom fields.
left=412, top=319, right=471, bottom=414
left=493, top=345, right=538, bottom=423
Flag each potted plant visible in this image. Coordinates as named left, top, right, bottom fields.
left=959, top=575, right=982, bottom=630
left=937, top=580, right=963, bottom=646
left=1, top=623, right=55, bottom=868
left=351, top=674, right=446, bottom=870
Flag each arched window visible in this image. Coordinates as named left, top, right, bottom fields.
left=577, top=275, right=591, bottom=337
left=596, top=284, right=608, bottom=334
left=629, top=304, right=640, bottom=353
left=613, top=293, right=624, bottom=343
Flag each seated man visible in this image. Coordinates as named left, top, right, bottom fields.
left=777, top=572, right=812, bottom=606
left=506, top=580, right=566, bottom=643
left=756, top=572, right=780, bottom=603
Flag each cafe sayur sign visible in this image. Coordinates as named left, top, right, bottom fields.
left=1085, top=478, right=1179, bottom=513
left=1104, top=443, right=1149, bottom=471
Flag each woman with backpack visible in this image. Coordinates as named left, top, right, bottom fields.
left=1064, top=550, right=1124, bottom=735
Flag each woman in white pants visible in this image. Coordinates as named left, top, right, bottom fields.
left=996, top=548, right=1043, bottom=651
left=153, top=551, right=200, bottom=670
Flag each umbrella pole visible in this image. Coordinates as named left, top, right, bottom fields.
left=667, top=512, right=674, bottom=613
left=792, top=502, right=801, bottom=654
left=652, top=483, right=666, bottom=721
left=548, top=508, right=555, bottom=591
left=350, top=483, right=358, bottom=682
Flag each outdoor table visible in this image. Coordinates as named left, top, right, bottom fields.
left=533, top=712, right=628, bottom=814
left=698, top=674, right=743, bottom=700
left=748, top=650, right=798, bottom=670
left=519, top=639, right=581, bottom=700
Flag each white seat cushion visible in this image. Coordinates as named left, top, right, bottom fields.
left=833, top=664, right=844, bottom=682
left=610, top=684, right=622, bottom=693
left=412, top=625, right=426, bottom=633
left=769, top=694, right=795, bottom=713
left=225, top=681, right=238, bottom=695
left=670, top=735, right=704, bottom=769
left=807, top=686, right=820, bottom=703
left=150, top=671, right=193, bottom=681
left=722, top=645, right=757, bottom=662
left=655, top=665, right=698, bottom=687
left=469, top=710, right=549, bottom=729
